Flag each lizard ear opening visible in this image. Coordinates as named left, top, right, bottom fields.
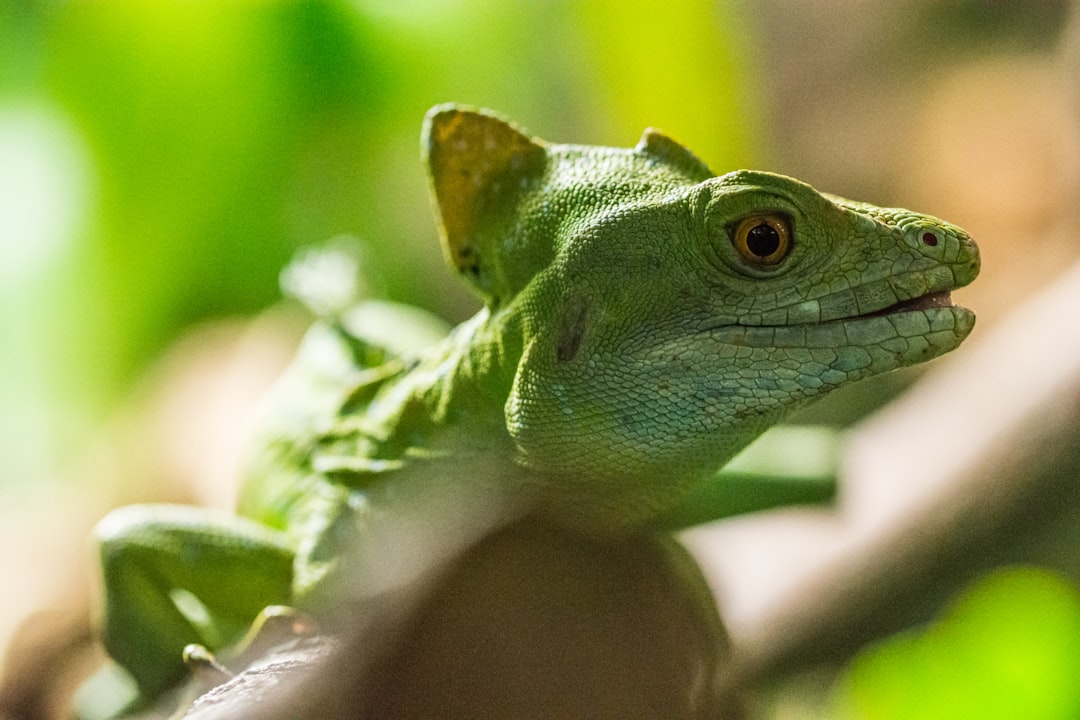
left=423, top=105, right=547, bottom=304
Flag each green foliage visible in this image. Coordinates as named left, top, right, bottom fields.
left=834, top=567, right=1080, bottom=720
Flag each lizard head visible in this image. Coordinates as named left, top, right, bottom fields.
left=424, top=106, right=979, bottom=527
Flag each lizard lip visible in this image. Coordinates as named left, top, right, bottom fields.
left=706, top=288, right=967, bottom=331
left=859, top=290, right=955, bottom=318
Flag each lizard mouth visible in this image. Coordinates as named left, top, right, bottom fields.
left=699, top=283, right=973, bottom=344
left=858, top=290, right=955, bottom=318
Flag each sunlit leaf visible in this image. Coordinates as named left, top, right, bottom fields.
left=835, top=567, right=1080, bottom=720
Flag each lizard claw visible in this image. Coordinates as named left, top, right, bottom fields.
left=182, top=644, right=234, bottom=685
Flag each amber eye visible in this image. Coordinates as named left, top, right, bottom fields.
left=732, top=214, right=791, bottom=266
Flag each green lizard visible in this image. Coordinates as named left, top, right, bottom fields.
left=93, top=104, right=979, bottom=705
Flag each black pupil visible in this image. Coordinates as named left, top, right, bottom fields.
left=746, top=223, right=780, bottom=258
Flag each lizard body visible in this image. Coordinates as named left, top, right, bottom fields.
left=93, top=105, right=979, bottom=704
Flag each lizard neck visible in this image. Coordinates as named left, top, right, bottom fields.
left=362, top=305, right=526, bottom=467
left=422, top=306, right=524, bottom=430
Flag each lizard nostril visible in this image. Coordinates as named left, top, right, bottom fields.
left=921, top=231, right=939, bottom=247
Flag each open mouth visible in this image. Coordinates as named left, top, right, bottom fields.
left=860, top=290, right=955, bottom=318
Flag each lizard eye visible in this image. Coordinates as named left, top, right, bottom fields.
left=731, top=214, right=791, bottom=266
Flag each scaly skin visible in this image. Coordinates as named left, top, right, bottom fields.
left=94, top=105, right=979, bottom=702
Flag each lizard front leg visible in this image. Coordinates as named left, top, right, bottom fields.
left=95, top=504, right=294, bottom=699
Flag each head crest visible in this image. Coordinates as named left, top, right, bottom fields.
left=423, top=105, right=547, bottom=304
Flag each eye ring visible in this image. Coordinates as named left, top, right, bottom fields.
left=731, top=214, right=791, bottom=266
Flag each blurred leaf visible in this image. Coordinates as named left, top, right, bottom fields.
left=834, top=567, right=1080, bottom=720
left=41, top=0, right=392, bottom=402
left=573, top=0, right=758, bottom=170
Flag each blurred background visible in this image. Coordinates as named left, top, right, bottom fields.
left=0, top=0, right=1078, bottom=717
